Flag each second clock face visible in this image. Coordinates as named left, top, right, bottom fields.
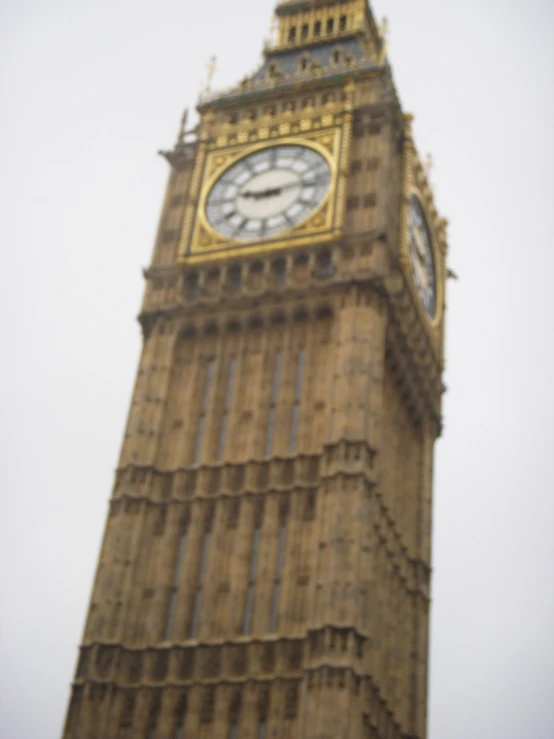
left=205, top=144, right=331, bottom=241
left=408, top=195, right=437, bottom=319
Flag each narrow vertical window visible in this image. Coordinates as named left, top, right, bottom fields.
left=265, top=351, right=282, bottom=458
left=147, top=697, right=159, bottom=739
left=289, top=348, right=305, bottom=454
left=164, top=528, right=188, bottom=640
left=243, top=524, right=261, bottom=634
left=272, top=258, right=286, bottom=283
left=186, top=271, right=199, bottom=299
left=228, top=265, right=242, bottom=291
left=269, top=521, right=287, bottom=632
left=217, top=358, right=237, bottom=462
left=193, top=359, right=215, bottom=464
left=228, top=690, right=241, bottom=739
left=174, top=693, right=187, bottom=739
left=189, top=524, right=212, bottom=639
left=257, top=690, right=268, bottom=739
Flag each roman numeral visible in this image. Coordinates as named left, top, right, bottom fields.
left=209, top=197, right=235, bottom=206
left=302, top=171, right=329, bottom=186
left=232, top=218, right=248, bottom=236
left=283, top=212, right=294, bottom=226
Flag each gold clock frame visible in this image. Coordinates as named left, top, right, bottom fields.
left=398, top=115, right=446, bottom=332
left=178, top=126, right=347, bottom=264
left=405, top=188, right=443, bottom=328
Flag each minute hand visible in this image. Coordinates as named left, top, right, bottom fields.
left=280, top=175, right=328, bottom=192
left=240, top=175, right=327, bottom=200
left=240, top=181, right=300, bottom=200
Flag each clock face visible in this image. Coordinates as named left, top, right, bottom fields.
left=408, top=195, right=436, bottom=319
left=205, top=144, right=331, bottom=242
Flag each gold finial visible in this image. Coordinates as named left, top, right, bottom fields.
left=423, top=153, right=435, bottom=193
left=423, top=152, right=434, bottom=187
left=176, top=107, right=188, bottom=146
left=378, top=16, right=389, bottom=64
left=423, top=152, right=434, bottom=175
left=205, top=55, right=218, bottom=91
left=200, top=55, right=218, bottom=97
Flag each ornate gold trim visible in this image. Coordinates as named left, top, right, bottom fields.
left=179, top=127, right=345, bottom=264
left=399, top=115, right=445, bottom=332
left=406, top=187, right=444, bottom=330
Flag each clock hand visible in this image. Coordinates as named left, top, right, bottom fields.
left=240, top=182, right=300, bottom=200
left=240, top=175, right=327, bottom=200
left=413, top=255, right=429, bottom=289
left=241, top=187, right=282, bottom=200
left=413, top=228, right=427, bottom=260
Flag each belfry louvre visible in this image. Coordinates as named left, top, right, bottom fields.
left=62, top=0, right=449, bottom=737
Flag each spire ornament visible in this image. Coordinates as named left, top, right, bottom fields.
left=423, top=152, right=434, bottom=191
left=200, top=55, right=218, bottom=98
left=423, top=152, right=434, bottom=177
left=176, top=107, right=188, bottom=147
left=378, top=16, right=389, bottom=65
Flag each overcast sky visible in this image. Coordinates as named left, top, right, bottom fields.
left=1, top=1, right=553, bottom=737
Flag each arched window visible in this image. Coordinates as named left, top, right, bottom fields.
left=301, top=23, right=309, bottom=39
left=186, top=271, right=199, bottom=299
left=228, top=265, right=242, bottom=292
left=272, top=257, right=287, bottom=283
left=326, top=18, right=334, bottom=34
left=339, top=14, right=347, bottom=31
left=288, top=26, right=296, bottom=42
left=314, top=20, right=321, bottom=37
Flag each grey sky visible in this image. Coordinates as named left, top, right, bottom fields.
left=1, top=0, right=553, bottom=737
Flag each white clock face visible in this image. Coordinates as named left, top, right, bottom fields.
left=408, top=195, right=437, bottom=318
left=205, top=144, right=331, bottom=241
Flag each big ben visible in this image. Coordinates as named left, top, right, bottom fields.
left=63, top=0, right=448, bottom=736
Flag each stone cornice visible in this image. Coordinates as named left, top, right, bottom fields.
left=197, top=59, right=381, bottom=110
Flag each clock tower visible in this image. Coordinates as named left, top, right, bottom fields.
left=63, top=1, right=448, bottom=738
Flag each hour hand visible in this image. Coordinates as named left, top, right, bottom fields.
left=413, top=228, right=427, bottom=261
left=240, top=187, right=281, bottom=200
